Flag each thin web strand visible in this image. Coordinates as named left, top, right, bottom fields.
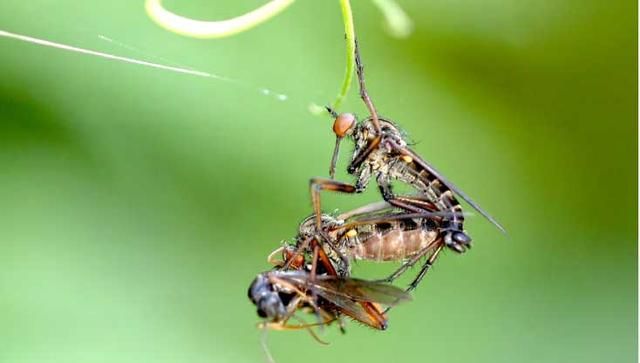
left=0, top=29, right=290, bottom=102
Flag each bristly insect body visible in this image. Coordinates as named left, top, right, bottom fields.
left=278, top=200, right=456, bottom=293
left=311, top=39, right=504, bottom=257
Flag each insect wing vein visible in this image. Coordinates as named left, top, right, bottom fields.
left=402, top=146, right=506, bottom=233
left=312, top=277, right=412, bottom=306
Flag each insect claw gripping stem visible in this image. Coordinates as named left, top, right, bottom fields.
left=354, top=38, right=380, bottom=134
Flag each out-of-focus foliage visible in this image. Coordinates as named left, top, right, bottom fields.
left=0, top=1, right=636, bottom=363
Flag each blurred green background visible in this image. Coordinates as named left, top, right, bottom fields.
left=0, top=1, right=636, bottom=362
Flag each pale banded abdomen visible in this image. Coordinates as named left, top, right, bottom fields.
left=344, top=228, right=440, bottom=262
left=391, top=159, right=465, bottom=234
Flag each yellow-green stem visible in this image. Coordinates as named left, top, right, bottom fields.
left=331, top=0, right=356, bottom=111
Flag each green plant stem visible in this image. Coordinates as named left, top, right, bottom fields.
left=331, top=0, right=356, bottom=111
left=144, top=0, right=357, bottom=114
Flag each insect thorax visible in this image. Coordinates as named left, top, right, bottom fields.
left=297, top=215, right=342, bottom=239
left=350, top=119, right=407, bottom=187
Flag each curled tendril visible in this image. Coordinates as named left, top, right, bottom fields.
left=145, top=0, right=296, bottom=39
left=144, top=0, right=411, bottom=112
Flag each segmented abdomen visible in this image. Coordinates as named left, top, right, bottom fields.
left=393, top=160, right=465, bottom=233
left=342, top=220, right=440, bottom=262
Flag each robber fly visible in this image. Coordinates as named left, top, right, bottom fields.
left=275, top=200, right=455, bottom=294
left=310, top=40, right=505, bottom=255
left=249, top=236, right=410, bottom=333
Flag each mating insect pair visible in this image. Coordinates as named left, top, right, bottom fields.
left=249, top=38, right=503, bottom=336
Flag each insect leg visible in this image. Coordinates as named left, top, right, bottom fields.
left=315, top=239, right=389, bottom=330
left=310, top=177, right=357, bottom=228
left=309, top=177, right=358, bottom=270
left=269, top=279, right=333, bottom=340
left=378, top=179, right=430, bottom=214
left=282, top=236, right=312, bottom=270
left=375, top=243, right=433, bottom=284
left=312, top=237, right=339, bottom=276
left=347, top=39, right=382, bottom=173
left=308, top=244, right=324, bottom=330
left=381, top=242, right=445, bottom=314
left=336, top=200, right=392, bottom=220
left=267, top=246, right=285, bottom=267
left=405, top=244, right=444, bottom=293
left=354, top=38, right=380, bottom=134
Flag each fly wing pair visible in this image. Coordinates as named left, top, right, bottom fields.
left=277, top=272, right=411, bottom=330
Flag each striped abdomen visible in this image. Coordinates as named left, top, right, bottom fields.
left=390, top=158, right=465, bottom=234
left=340, top=218, right=440, bottom=262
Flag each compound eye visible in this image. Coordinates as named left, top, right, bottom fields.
left=333, top=113, right=356, bottom=138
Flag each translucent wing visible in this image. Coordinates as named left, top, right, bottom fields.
left=401, top=146, right=506, bottom=234
left=311, top=288, right=388, bottom=330
left=313, top=276, right=412, bottom=305
left=284, top=274, right=411, bottom=306
left=277, top=272, right=409, bottom=330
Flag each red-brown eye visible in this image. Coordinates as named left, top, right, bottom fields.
left=333, top=113, right=356, bottom=138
